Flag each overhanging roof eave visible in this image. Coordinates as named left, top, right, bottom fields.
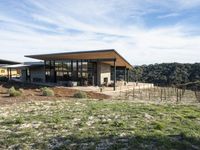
left=25, top=49, right=133, bottom=69
left=0, top=59, right=20, bottom=65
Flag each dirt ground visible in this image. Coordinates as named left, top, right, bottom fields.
left=0, top=81, right=110, bottom=105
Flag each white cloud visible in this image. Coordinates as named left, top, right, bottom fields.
left=157, top=13, right=180, bottom=19
left=176, top=0, right=200, bottom=9
left=0, top=0, right=200, bottom=65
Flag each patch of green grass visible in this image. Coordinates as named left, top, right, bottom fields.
left=15, top=116, right=24, bottom=124
left=111, top=121, right=125, bottom=128
left=151, top=121, right=164, bottom=130
left=0, top=100, right=199, bottom=149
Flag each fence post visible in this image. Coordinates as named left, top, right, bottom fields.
left=149, top=92, right=151, bottom=101
left=176, top=89, right=179, bottom=103
left=132, top=87, right=135, bottom=100
left=179, top=89, right=182, bottom=102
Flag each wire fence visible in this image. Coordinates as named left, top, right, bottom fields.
left=117, top=86, right=198, bottom=103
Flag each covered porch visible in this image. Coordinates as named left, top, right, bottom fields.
left=0, top=59, right=20, bottom=79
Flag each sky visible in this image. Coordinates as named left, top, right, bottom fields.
left=0, top=0, right=200, bottom=65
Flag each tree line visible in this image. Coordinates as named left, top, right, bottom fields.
left=130, top=63, right=200, bottom=87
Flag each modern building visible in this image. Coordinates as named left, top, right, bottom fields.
left=25, top=49, right=133, bottom=90
left=0, top=59, right=20, bottom=78
left=5, top=62, right=45, bottom=82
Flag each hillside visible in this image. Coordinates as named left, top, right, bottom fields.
left=130, top=63, right=200, bottom=86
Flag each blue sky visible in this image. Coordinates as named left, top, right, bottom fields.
left=0, top=0, right=200, bottom=65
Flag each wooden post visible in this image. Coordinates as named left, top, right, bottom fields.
left=132, top=87, right=135, bottom=100
left=164, top=88, right=167, bottom=100
left=179, top=89, right=182, bottom=102
left=149, top=92, right=151, bottom=101
left=139, top=86, right=143, bottom=100
left=176, top=89, right=179, bottom=103
left=161, top=89, right=163, bottom=101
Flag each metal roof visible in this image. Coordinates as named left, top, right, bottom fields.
left=25, top=49, right=133, bottom=69
left=2, top=64, right=29, bottom=68
left=0, top=59, right=20, bottom=65
left=3, top=62, right=44, bottom=68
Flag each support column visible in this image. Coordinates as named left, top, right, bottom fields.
left=76, top=60, right=78, bottom=80
left=25, top=68, right=28, bottom=82
left=81, top=60, right=83, bottom=85
left=124, top=67, right=126, bottom=82
left=71, top=60, right=73, bottom=81
left=113, top=59, right=116, bottom=91
left=7, top=68, right=9, bottom=80
left=9, top=68, right=12, bottom=79
left=44, top=60, right=46, bottom=82
left=127, top=69, right=129, bottom=83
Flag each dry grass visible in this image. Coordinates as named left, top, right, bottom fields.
left=0, top=99, right=199, bottom=149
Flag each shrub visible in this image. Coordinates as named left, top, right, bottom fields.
left=15, top=116, right=24, bottom=124
left=151, top=122, right=164, bottom=130
left=111, top=121, right=125, bottom=127
left=73, top=91, right=87, bottom=98
left=8, top=86, right=22, bottom=97
left=41, top=87, right=54, bottom=96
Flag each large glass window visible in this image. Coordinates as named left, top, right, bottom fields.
left=44, top=60, right=97, bottom=85
left=111, top=67, right=127, bottom=81
left=82, top=62, right=87, bottom=72
left=78, top=61, right=82, bottom=71
left=45, top=61, right=51, bottom=82
left=63, top=61, right=71, bottom=71
left=56, top=71, right=63, bottom=81
left=87, top=62, right=97, bottom=85
left=72, top=61, right=77, bottom=71
left=55, top=60, right=62, bottom=71
left=51, top=61, right=55, bottom=68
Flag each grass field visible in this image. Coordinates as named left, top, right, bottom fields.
left=0, top=99, right=200, bottom=150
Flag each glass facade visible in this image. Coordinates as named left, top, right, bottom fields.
left=45, top=60, right=97, bottom=86
left=111, top=67, right=129, bottom=81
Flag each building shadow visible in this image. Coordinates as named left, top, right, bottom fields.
left=0, top=80, right=45, bottom=90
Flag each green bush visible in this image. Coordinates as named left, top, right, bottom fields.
left=151, top=122, right=164, bottom=130
left=41, top=87, right=54, bottom=96
left=73, top=91, right=87, bottom=98
left=111, top=121, right=125, bottom=127
left=15, top=116, right=24, bottom=124
left=8, top=86, right=22, bottom=97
